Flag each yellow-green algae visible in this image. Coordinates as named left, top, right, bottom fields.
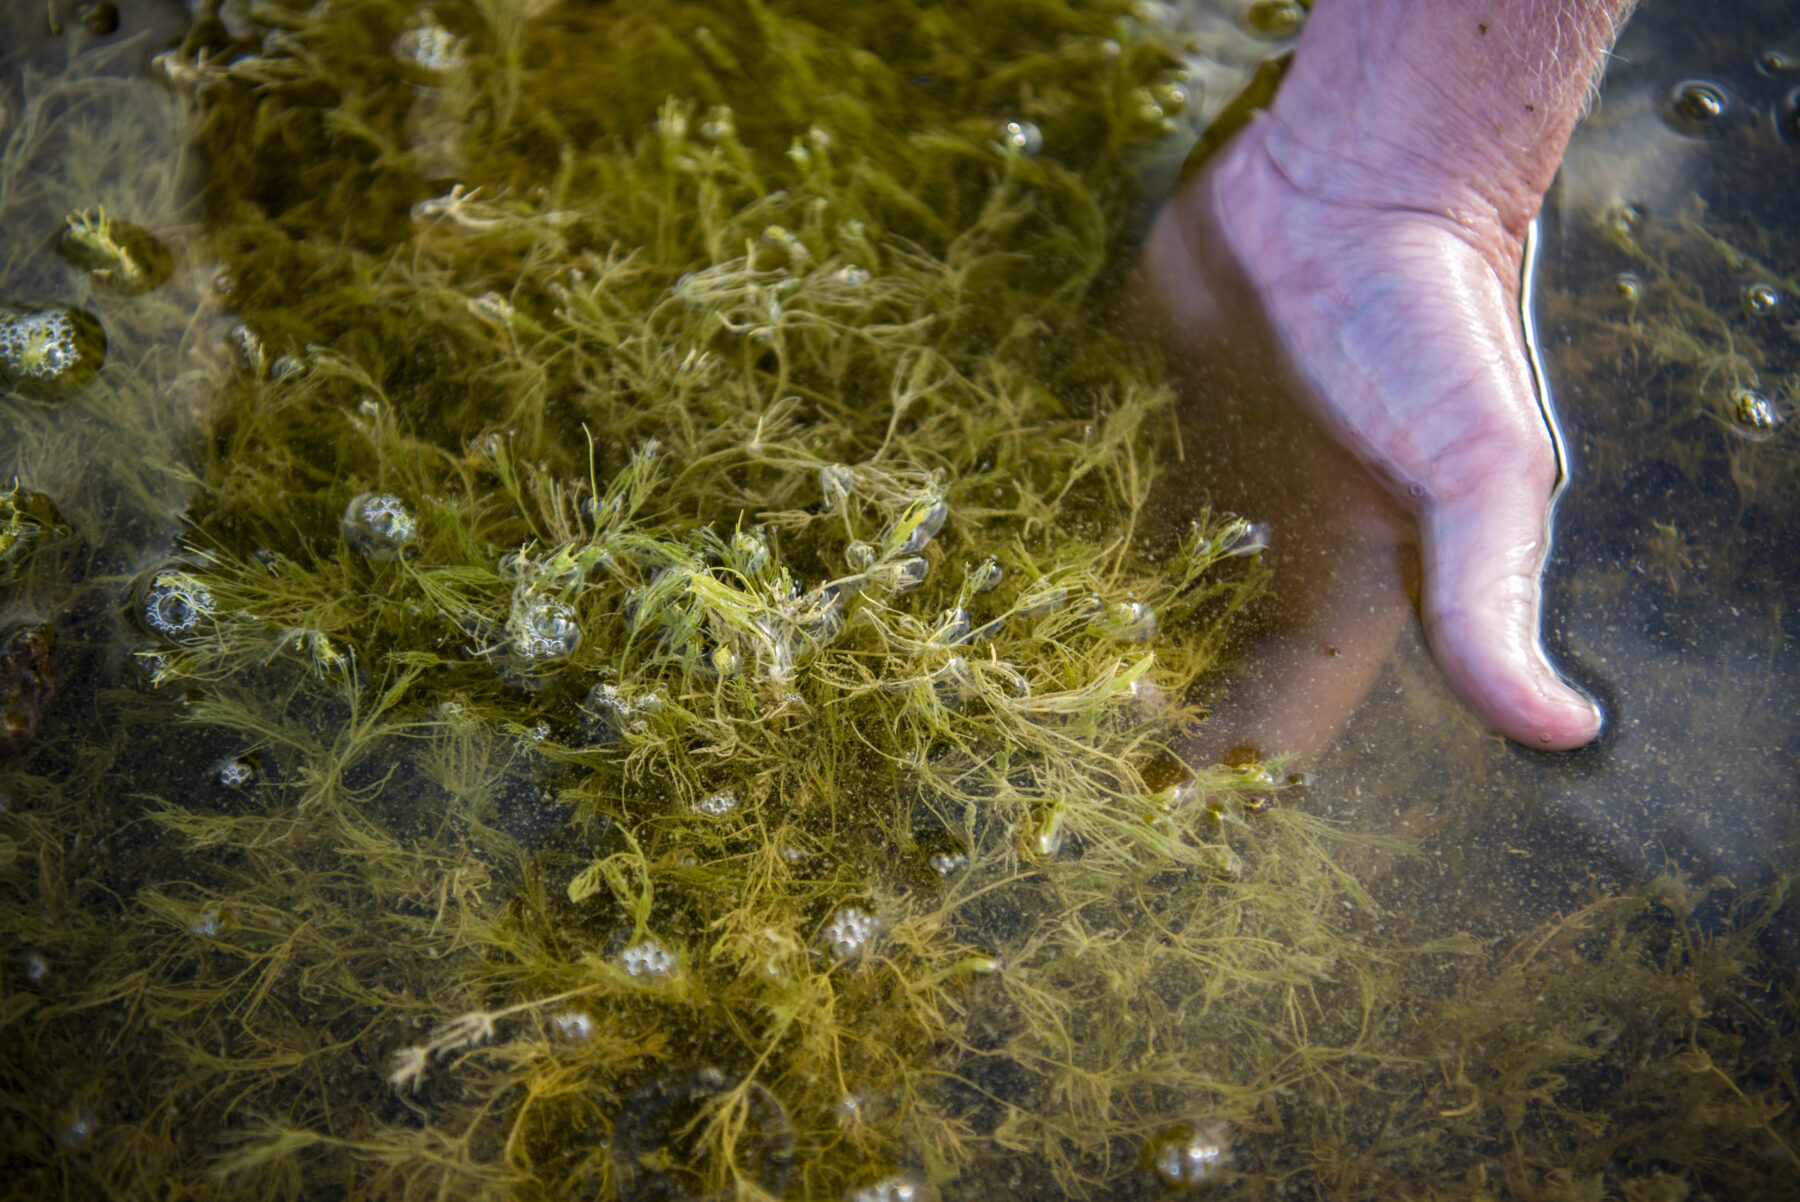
left=0, top=2, right=1796, bottom=1200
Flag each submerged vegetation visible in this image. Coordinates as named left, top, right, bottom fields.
left=0, top=1, right=1795, bottom=1199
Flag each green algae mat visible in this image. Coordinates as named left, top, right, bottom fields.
left=1, top=2, right=1796, bottom=1199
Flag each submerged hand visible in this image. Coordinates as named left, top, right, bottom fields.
left=1139, top=0, right=1630, bottom=761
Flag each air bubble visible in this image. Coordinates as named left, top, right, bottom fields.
left=728, top=530, right=769, bottom=577
left=828, top=265, right=872, bottom=286
left=216, top=756, right=257, bottom=788
left=189, top=906, right=224, bottom=937
left=1099, top=601, right=1158, bottom=642
left=928, top=656, right=976, bottom=708
left=582, top=683, right=652, bottom=745
left=867, top=555, right=929, bottom=593
left=847, top=1176, right=938, bottom=1202
left=882, top=497, right=948, bottom=556
left=821, top=905, right=877, bottom=960
left=620, top=938, right=677, bottom=978
left=136, top=569, right=216, bottom=639
left=1, top=487, right=66, bottom=584
left=997, top=120, right=1043, bottom=155
left=552, top=1009, right=595, bottom=1040
left=1780, top=87, right=1800, bottom=148
left=1744, top=283, right=1783, bottom=316
left=394, top=21, right=465, bottom=71
left=819, top=464, right=857, bottom=511
left=57, top=1107, right=97, bottom=1150
left=1614, top=272, right=1645, bottom=304
left=1661, top=80, right=1730, bottom=136
left=696, top=788, right=739, bottom=816
left=964, top=556, right=1003, bottom=594
left=1727, top=387, right=1787, bottom=441
left=845, top=540, right=876, bottom=570
left=0, top=304, right=107, bottom=399
left=929, top=607, right=971, bottom=646
left=342, top=493, right=418, bottom=561
left=509, top=595, right=581, bottom=662
left=1017, top=580, right=1068, bottom=616
left=1759, top=49, right=1798, bottom=76
left=1143, top=1118, right=1232, bottom=1187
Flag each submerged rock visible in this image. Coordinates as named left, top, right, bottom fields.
left=1, top=623, right=55, bottom=758
left=0, top=304, right=107, bottom=400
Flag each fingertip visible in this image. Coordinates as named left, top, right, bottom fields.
left=1520, top=680, right=1603, bottom=751
left=1424, top=593, right=1603, bottom=752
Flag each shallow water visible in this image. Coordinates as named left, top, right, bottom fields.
left=1, top=2, right=1796, bottom=1199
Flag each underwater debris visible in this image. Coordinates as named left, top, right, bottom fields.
left=1, top=623, right=55, bottom=758
left=0, top=487, right=67, bottom=584
left=53, top=207, right=174, bottom=294
left=0, top=304, right=107, bottom=400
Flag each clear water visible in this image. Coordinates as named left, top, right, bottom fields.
left=2, top=2, right=1796, bottom=1199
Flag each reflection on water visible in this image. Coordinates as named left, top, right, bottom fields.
left=1, top=1, right=1796, bottom=1199
left=1324, top=0, right=1800, bottom=929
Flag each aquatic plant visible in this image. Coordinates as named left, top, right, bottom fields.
left=1, top=1, right=1795, bottom=1200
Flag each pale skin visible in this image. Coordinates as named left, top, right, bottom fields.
left=1142, top=0, right=1638, bottom=762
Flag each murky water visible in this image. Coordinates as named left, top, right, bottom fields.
left=1, top=2, right=1796, bottom=1199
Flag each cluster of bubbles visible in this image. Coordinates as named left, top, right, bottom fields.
left=996, top=119, right=1044, bottom=155
left=619, top=938, right=677, bottom=978
left=393, top=18, right=465, bottom=72
left=846, top=1176, right=936, bottom=1202
left=215, top=757, right=257, bottom=788
left=506, top=594, right=581, bottom=663
left=551, top=1009, right=596, bottom=1041
left=0, top=305, right=106, bottom=397
left=694, top=788, right=738, bottom=817
left=341, top=493, right=418, bottom=561
left=820, top=906, right=877, bottom=961
left=1727, top=385, right=1788, bottom=441
left=580, top=683, right=662, bottom=745
left=1143, top=1119, right=1233, bottom=1188
left=136, top=570, right=217, bottom=640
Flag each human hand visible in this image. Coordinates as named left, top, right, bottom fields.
left=1140, top=111, right=1603, bottom=763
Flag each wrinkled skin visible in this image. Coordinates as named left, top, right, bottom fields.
left=1143, top=0, right=1635, bottom=762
